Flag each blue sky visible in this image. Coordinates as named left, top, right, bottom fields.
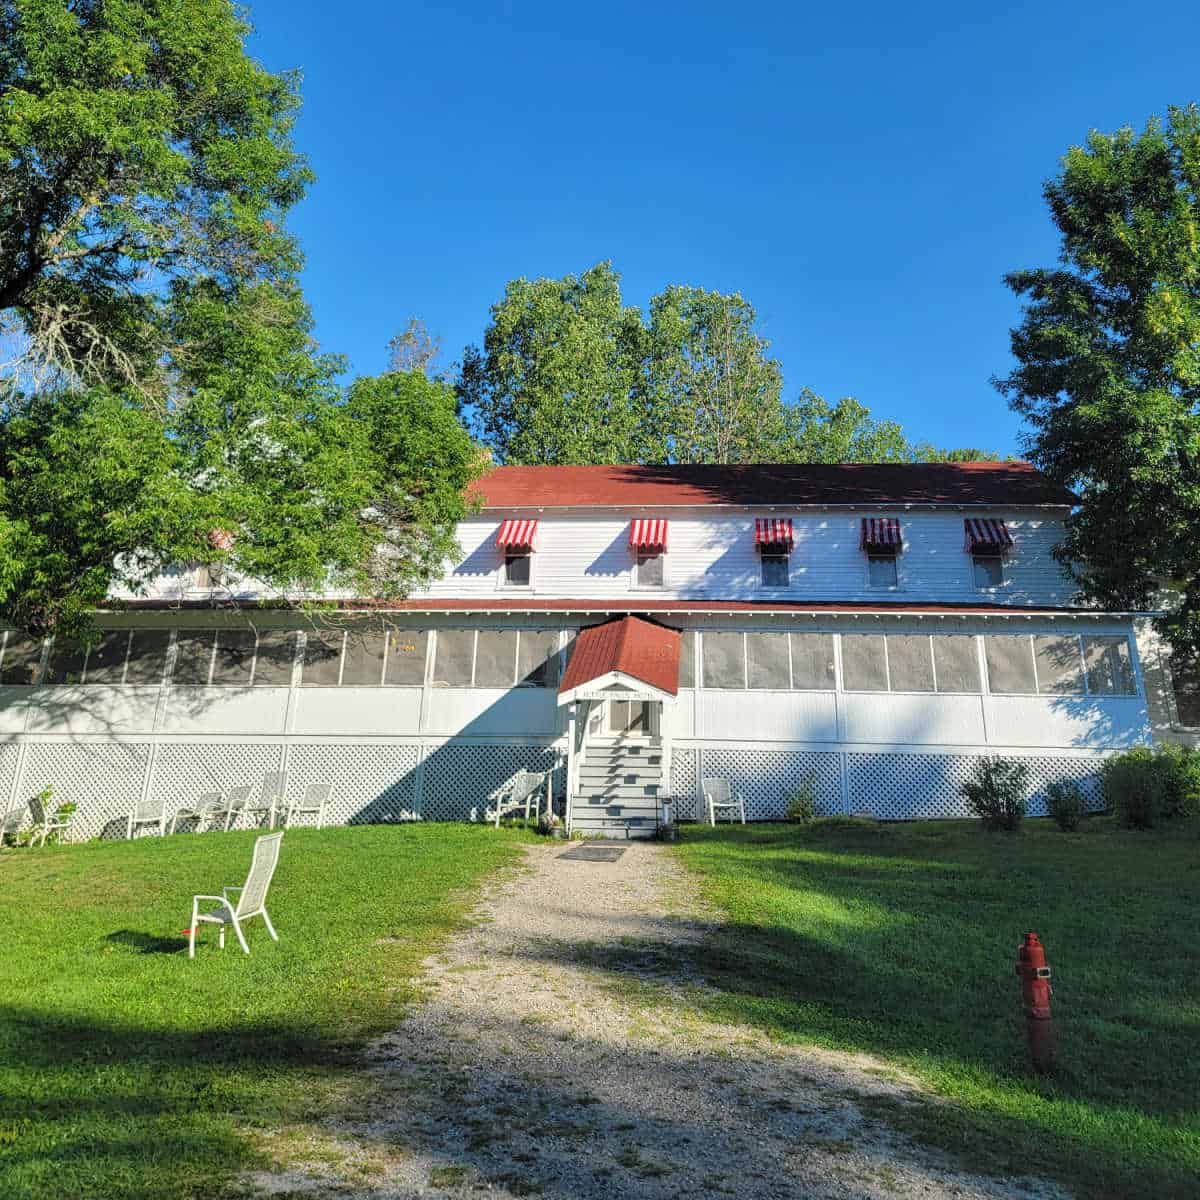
left=248, top=1, right=1198, bottom=456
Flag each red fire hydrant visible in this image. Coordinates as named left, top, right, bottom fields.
left=1016, top=932, right=1055, bottom=1073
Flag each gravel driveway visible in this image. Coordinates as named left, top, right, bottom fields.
left=249, top=841, right=1064, bottom=1199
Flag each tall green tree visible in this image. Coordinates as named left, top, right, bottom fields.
left=997, top=104, right=1200, bottom=651
left=458, top=262, right=652, bottom=464
left=778, top=391, right=915, bottom=463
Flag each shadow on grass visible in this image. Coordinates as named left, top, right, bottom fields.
left=104, top=930, right=191, bottom=955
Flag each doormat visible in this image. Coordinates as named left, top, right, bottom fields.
left=558, top=845, right=626, bottom=863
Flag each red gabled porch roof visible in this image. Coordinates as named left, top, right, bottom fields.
left=558, top=615, right=681, bottom=698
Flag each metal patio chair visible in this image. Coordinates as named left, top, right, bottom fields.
left=27, top=792, right=71, bottom=847
left=127, top=797, right=167, bottom=839
left=170, top=790, right=225, bottom=834
left=188, top=831, right=284, bottom=958
left=283, top=782, right=331, bottom=830
left=702, top=777, right=747, bottom=826
left=491, top=770, right=548, bottom=827
left=211, top=784, right=254, bottom=832
left=244, top=771, right=287, bottom=829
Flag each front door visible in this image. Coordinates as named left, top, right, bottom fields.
left=607, top=699, right=653, bottom=736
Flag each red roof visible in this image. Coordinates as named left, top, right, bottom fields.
left=559, top=615, right=681, bottom=696
left=470, top=462, right=1075, bottom=509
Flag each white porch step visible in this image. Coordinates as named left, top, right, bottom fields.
left=569, top=815, right=657, bottom=840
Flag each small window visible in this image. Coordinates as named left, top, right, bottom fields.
left=841, top=635, right=888, bottom=691
left=1083, top=636, right=1136, bottom=697
left=252, top=632, right=297, bottom=686
left=432, top=629, right=476, bottom=687
left=635, top=551, right=664, bottom=588
left=173, top=631, right=216, bottom=685
left=474, top=630, right=519, bottom=687
left=211, top=631, right=255, bottom=686
left=301, top=630, right=343, bottom=686
left=886, top=635, right=935, bottom=692
left=868, top=554, right=898, bottom=589
left=746, top=632, right=790, bottom=689
left=789, top=634, right=836, bottom=690
left=341, top=630, right=387, bottom=686
left=761, top=554, right=789, bottom=589
left=385, top=629, right=429, bottom=686
left=125, top=631, right=171, bottom=684
left=973, top=555, right=1004, bottom=589
left=503, top=552, right=531, bottom=587
left=1169, top=653, right=1200, bottom=725
left=517, top=630, right=560, bottom=688
left=701, top=632, right=745, bottom=689
left=932, top=636, right=981, bottom=693
left=984, top=636, right=1037, bottom=694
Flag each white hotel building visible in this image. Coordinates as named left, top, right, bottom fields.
left=0, top=462, right=1172, bottom=839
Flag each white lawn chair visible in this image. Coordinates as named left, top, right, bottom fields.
left=244, top=771, right=287, bottom=829
left=211, top=784, right=254, bottom=832
left=491, top=770, right=548, bottom=827
left=170, top=791, right=225, bottom=834
left=127, top=797, right=167, bottom=839
left=283, top=782, right=331, bottom=830
left=702, top=777, right=747, bottom=826
left=1, top=800, right=27, bottom=846
left=188, top=831, right=283, bottom=958
left=27, top=792, right=71, bottom=847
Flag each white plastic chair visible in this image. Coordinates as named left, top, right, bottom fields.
left=170, top=791, right=224, bottom=834
left=0, top=800, right=27, bottom=846
left=211, top=784, right=254, bottom=832
left=27, top=793, right=71, bottom=846
left=188, top=831, right=284, bottom=958
left=283, top=783, right=331, bottom=830
left=244, top=771, right=287, bottom=829
left=702, top=777, right=747, bottom=826
left=127, top=797, right=167, bottom=839
left=491, top=770, right=547, bottom=827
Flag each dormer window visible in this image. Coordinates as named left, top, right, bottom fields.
left=630, top=519, right=668, bottom=589
left=861, top=518, right=902, bottom=589
left=755, top=518, right=793, bottom=589
left=495, top=519, right=538, bottom=589
left=964, top=519, right=1013, bottom=590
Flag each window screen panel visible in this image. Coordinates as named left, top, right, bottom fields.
left=841, top=635, right=888, bottom=692
left=984, top=636, right=1036, bottom=694
left=0, top=635, right=43, bottom=685
left=887, top=635, right=935, bottom=692
left=475, top=630, right=519, bottom=687
left=868, top=555, right=898, bottom=588
left=83, top=631, right=129, bottom=683
left=702, top=632, right=745, bottom=689
left=341, top=630, right=386, bottom=686
left=172, top=632, right=215, bottom=685
left=761, top=555, right=789, bottom=588
left=504, top=553, right=531, bottom=586
left=1033, top=635, right=1084, bottom=694
left=517, top=630, right=560, bottom=688
left=385, top=629, right=428, bottom=686
left=211, top=630, right=255, bottom=685
left=124, top=631, right=171, bottom=684
left=973, top=556, right=1004, bottom=588
left=636, top=551, right=664, bottom=587
left=46, top=639, right=88, bottom=684
left=789, top=634, right=836, bottom=690
left=678, top=630, right=696, bottom=689
left=746, top=632, right=790, bottom=689
left=1170, top=654, right=1200, bottom=725
left=253, top=631, right=297, bottom=686
left=1083, top=636, right=1136, bottom=696
left=932, top=636, right=981, bottom=693
left=301, top=630, right=344, bottom=686
left=433, top=629, right=475, bottom=687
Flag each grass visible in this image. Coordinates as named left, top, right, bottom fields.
left=0, top=823, right=529, bottom=1200
left=674, top=816, right=1200, bottom=1199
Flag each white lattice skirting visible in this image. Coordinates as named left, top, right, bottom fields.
left=2, top=737, right=1110, bottom=841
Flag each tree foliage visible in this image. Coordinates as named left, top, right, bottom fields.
left=997, top=104, right=1200, bottom=651
left=461, top=261, right=994, bottom=468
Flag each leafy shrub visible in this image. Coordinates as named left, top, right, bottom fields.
left=1102, top=746, right=1200, bottom=828
left=1045, top=780, right=1086, bottom=831
left=961, top=757, right=1029, bottom=832
left=536, top=811, right=562, bottom=837
left=783, top=776, right=817, bottom=823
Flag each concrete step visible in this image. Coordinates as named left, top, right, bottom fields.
left=570, top=817, right=657, bottom=840
left=574, top=784, right=660, bottom=800
left=583, top=749, right=662, bottom=763
left=571, top=799, right=661, bottom=815
left=577, top=768, right=662, bottom=785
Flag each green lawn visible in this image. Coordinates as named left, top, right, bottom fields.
left=0, top=824, right=528, bottom=1200
left=674, top=818, right=1200, bottom=1199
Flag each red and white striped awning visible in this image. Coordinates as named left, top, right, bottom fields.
left=860, top=517, right=902, bottom=554
left=629, top=518, right=668, bottom=552
left=495, top=518, right=538, bottom=552
left=963, top=518, right=1013, bottom=554
left=754, top=517, right=794, bottom=552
